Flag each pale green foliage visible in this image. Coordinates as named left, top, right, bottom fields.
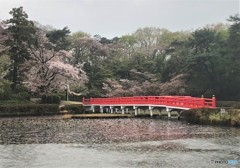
left=70, top=31, right=91, bottom=40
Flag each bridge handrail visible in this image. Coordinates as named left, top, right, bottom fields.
left=82, top=96, right=216, bottom=109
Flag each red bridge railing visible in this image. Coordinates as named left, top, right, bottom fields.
left=82, top=96, right=216, bottom=109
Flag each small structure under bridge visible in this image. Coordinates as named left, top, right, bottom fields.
left=82, top=96, right=216, bottom=118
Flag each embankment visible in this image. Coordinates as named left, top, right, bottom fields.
left=0, top=104, right=60, bottom=117
left=182, top=108, right=240, bottom=127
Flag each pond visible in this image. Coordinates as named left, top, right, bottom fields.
left=0, top=117, right=239, bottom=167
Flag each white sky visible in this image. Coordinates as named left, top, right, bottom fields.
left=0, top=0, right=239, bottom=38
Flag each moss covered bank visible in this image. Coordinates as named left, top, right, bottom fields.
left=182, top=108, right=240, bottom=127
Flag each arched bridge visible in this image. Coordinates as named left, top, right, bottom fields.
left=82, top=96, right=216, bottom=117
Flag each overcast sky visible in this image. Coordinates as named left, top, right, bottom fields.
left=0, top=0, right=239, bottom=38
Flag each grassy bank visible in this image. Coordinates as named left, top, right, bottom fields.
left=182, top=108, right=240, bottom=127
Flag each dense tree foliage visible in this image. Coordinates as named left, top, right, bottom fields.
left=46, top=26, right=71, bottom=51
left=4, top=7, right=37, bottom=92
left=0, top=7, right=239, bottom=101
left=25, top=30, right=87, bottom=95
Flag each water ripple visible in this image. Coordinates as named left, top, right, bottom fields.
left=0, top=117, right=239, bottom=145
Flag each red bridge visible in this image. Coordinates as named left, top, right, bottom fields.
left=82, top=96, right=216, bottom=117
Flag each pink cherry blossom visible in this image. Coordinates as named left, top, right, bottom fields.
left=24, top=30, right=88, bottom=95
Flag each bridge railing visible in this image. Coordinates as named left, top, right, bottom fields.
left=83, top=96, right=216, bottom=109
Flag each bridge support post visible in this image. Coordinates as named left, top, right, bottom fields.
left=178, top=110, right=184, bottom=120
left=177, top=111, right=181, bottom=120
left=166, top=107, right=171, bottom=119
left=91, top=105, right=95, bottom=113
left=138, top=108, right=141, bottom=114
left=149, top=106, right=153, bottom=117
left=110, top=106, right=113, bottom=114
left=135, top=109, right=138, bottom=115
left=100, top=106, right=103, bottom=113
left=121, top=106, right=125, bottom=114
left=133, top=106, right=138, bottom=115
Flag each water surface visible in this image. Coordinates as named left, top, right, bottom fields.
left=0, top=117, right=239, bottom=168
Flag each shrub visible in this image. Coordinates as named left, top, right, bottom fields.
left=0, top=99, right=32, bottom=105
left=209, top=113, right=231, bottom=125
left=228, top=109, right=240, bottom=126
left=47, top=94, right=61, bottom=104
left=42, top=94, right=61, bottom=104
left=0, top=82, right=12, bottom=100
left=60, top=104, right=84, bottom=114
left=231, top=115, right=240, bottom=127
left=182, top=108, right=218, bottom=124
left=0, top=104, right=60, bottom=117
left=217, top=101, right=240, bottom=108
left=55, top=92, right=66, bottom=100
left=0, top=85, right=31, bottom=101
left=182, top=108, right=240, bottom=127
left=17, top=92, right=31, bottom=101
left=182, top=109, right=200, bottom=124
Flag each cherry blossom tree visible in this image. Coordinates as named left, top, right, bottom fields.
left=160, top=74, right=187, bottom=95
left=0, top=21, right=8, bottom=53
left=102, top=70, right=187, bottom=97
left=0, top=55, right=11, bottom=94
left=0, top=21, right=11, bottom=93
left=103, top=78, right=164, bottom=97
left=102, top=69, right=162, bottom=97
left=24, top=30, right=88, bottom=95
left=70, top=34, right=108, bottom=65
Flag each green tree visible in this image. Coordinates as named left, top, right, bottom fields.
left=161, top=28, right=225, bottom=97
left=46, top=26, right=71, bottom=51
left=84, top=62, right=112, bottom=97
left=161, top=40, right=189, bottom=82
left=221, top=14, right=240, bottom=100
left=69, top=33, right=111, bottom=97
left=227, top=14, right=240, bottom=57
left=69, top=31, right=90, bottom=66
left=5, top=7, right=36, bottom=92
left=185, top=28, right=219, bottom=96
left=0, top=22, right=8, bottom=53
left=119, top=35, right=137, bottom=57
left=132, top=27, right=162, bottom=57
left=188, top=28, right=216, bottom=53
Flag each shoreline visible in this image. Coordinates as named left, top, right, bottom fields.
left=0, top=105, right=239, bottom=127
left=182, top=108, right=240, bottom=127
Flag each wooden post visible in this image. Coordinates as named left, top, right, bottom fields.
left=166, top=107, right=171, bottom=119
left=201, top=95, right=205, bottom=108
left=133, top=106, right=138, bottom=115
left=100, top=106, right=103, bottom=113
left=121, top=106, right=125, bottom=114
left=110, top=106, right=113, bottom=113
left=149, top=106, right=153, bottom=117
left=91, top=105, right=95, bottom=113
left=212, top=95, right=216, bottom=108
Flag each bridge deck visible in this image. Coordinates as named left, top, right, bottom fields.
left=83, top=96, right=216, bottom=109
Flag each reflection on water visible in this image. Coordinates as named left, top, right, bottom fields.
left=0, top=117, right=240, bottom=168
left=1, top=117, right=239, bottom=144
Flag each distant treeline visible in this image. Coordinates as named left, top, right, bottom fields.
left=0, top=7, right=240, bottom=102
